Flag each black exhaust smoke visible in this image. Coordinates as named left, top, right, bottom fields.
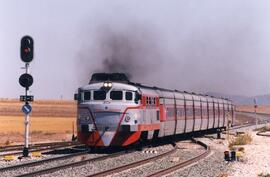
left=77, top=22, right=164, bottom=84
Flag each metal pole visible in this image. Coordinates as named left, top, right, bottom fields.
left=23, top=63, right=30, bottom=157
left=255, top=107, right=257, bottom=129
left=226, top=112, right=230, bottom=148
left=254, top=98, right=258, bottom=129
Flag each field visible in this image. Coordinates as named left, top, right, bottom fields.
left=236, top=105, right=270, bottom=114
left=0, top=99, right=76, bottom=145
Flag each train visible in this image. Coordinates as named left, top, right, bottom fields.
left=74, top=73, right=234, bottom=147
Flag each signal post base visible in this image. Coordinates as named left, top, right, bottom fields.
left=23, top=147, right=29, bottom=157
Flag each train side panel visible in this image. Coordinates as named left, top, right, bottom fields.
left=175, top=92, right=185, bottom=134
left=200, top=96, right=208, bottom=130
left=193, top=95, right=201, bottom=131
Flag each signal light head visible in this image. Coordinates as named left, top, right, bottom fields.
left=20, top=36, right=34, bottom=63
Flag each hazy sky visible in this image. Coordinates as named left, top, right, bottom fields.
left=1, top=1, right=270, bottom=99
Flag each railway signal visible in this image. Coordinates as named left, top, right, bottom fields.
left=19, top=73, right=33, bottom=90
left=19, top=35, right=34, bottom=157
left=20, top=36, right=34, bottom=63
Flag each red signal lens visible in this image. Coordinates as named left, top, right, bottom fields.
left=24, top=48, right=30, bottom=53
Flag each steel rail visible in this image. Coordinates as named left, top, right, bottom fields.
left=0, top=150, right=89, bottom=172
left=146, top=138, right=210, bottom=177
left=0, top=142, right=81, bottom=158
left=256, top=131, right=270, bottom=137
left=89, top=143, right=177, bottom=177
left=0, top=141, right=76, bottom=152
left=15, top=149, right=135, bottom=177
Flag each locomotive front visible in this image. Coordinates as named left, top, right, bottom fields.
left=74, top=73, right=142, bottom=147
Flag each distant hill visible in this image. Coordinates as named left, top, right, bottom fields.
left=205, top=92, right=270, bottom=105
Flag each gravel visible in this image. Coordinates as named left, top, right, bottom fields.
left=39, top=144, right=175, bottom=177
left=0, top=145, right=91, bottom=177
left=0, top=154, right=62, bottom=168
left=111, top=141, right=204, bottom=177
left=167, top=151, right=229, bottom=177
left=228, top=131, right=270, bottom=177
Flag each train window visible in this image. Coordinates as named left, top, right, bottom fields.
left=110, top=91, right=123, bottom=100
left=149, top=97, right=152, bottom=105
left=135, top=92, right=141, bottom=104
left=84, top=91, right=91, bottom=101
left=94, top=90, right=106, bottom=100
left=134, top=92, right=141, bottom=104
left=126, top=92, right=133, bottom=100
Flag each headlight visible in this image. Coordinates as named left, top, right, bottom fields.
left=125, top=116, right=131, bottom=122
left=103, top=82, right=112, bottom=88
left=79, top=115, right=91, bottom=121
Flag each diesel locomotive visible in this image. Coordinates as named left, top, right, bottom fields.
left=74, top=73, right=234, bottom=147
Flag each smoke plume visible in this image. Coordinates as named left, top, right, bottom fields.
left=77, top=22, right=164, bottom=83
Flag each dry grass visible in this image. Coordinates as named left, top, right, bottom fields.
left=0, top=116, right=76, bottom=133
left=236, top=105, right=270, bottom=114
left=0, top=116, right=76, bottom=145
left=0, top=99, right=77, bottom=145
left=229, top=133, right=253, bottom=149
left=0, top=99, right=76, bottom=117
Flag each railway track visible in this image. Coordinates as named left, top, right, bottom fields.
left=0, top=150, right=89, bottom=174
left=0, top=141, right=79, bottom=153
left=3, top=142, right=176, bottom=177
left=0, top=140, right=211, bottom=177
left=256, top=131, right=270, bottom=137
left=89, top=143, right=177, bottom=177
left=221, top=111, right=270, bottom=135
left=0, top=141, right=81, bottom=158
left=89, top=139, right=210, bottom=177
left=147, top=138, right=210, bottom=177
left=0, top=141, right=76, bottom=152
left=0, top=139, right=211, bottom=177
left=4, top=148, right=137, bottom=177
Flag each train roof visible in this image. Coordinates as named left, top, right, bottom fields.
left=128, top=82, right=231, bottom=102
left=87, top=73, right=232, bottom=102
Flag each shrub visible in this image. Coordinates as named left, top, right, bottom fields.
left=31, top=130, right=43, bottom=135
left=229, top=133, right=252, bottom=149
left=65, top=130, right=72, bottom=134
left=258, top=173, right=270, bottom=177
left=44, top=132, right=56, bottom=136
left=4, top=140, right=11, bottom=145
